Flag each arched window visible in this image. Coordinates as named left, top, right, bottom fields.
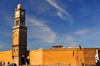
left=16, top=20, right=19, bottom=26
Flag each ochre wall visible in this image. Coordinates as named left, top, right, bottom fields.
left=30, top=49, right=43, bottom=65
left=42, top=49, right=85, bottom=66
left=75, top=50, right=84, bottom=66
left=29, top=48, right=100, bottom=66
left=29, top=48, right=85, bottom=66
left=43, top=49, right=73, bottom=65
left=0, top=50, right=12, bottom=65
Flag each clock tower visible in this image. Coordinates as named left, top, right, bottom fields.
left=12, top=4, right=27, bottom=65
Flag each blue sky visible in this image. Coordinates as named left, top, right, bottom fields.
left=0, top=0, right=100, bottom=50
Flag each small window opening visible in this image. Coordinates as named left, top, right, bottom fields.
left=17, top=49, right=18, bottom=51
left=16, top=20, right=19, bottom=26
left=15, top=34, right=17, bottom=36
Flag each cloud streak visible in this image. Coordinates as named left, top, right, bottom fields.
left=73, top=28, right=100, bottom=42
left=65, top=35, right=79, bottom=47
left=57, top=27, right=100, bottom=47
left=74, top=29, right=88, bottom=35
left=54, top=34, right=79, bottom=47
left=47, top=0, right=73, bottom=23
left=26, top=15, right=56, bottom=43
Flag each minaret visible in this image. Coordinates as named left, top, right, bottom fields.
left=12, top=4, right=27, bottom=65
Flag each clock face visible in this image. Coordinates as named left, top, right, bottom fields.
left=16, top=11, right=19, bottom=15
left=21, top=11, right=24, bottom=15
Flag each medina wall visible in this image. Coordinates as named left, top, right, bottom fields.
left=43, top=49, right=74, bottom=65
left=29, top=48, right=100, bottom=66
left=30, top=48, right=85, bottom=66
left=42, top=48, right=85, bottom=66
left=0, top=50, right=12, bottom=65
left=30, top=49, right=43, bottom=65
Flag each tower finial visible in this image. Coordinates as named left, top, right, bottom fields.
left=17, top=4, right=23, bottom=9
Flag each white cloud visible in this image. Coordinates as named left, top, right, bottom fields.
left=66, top=35, right=75, bottom=42
left=59, top=28, right=100, bottom=47
left=47, top=0, right=73, bottom=23
left=26, top=16, right=56, bottom=43
left=47, top=0, right=71, bottom=17
left=57, top=28, right=100, bottom=47
left=54, top=34, right=79, bottom=47
left=65, top=35, right=79, bottom=46
left=28, top=0, right=51, bottom=13
left=57, top=12, right=72, bottom=23
left=74, top=28, right=100, bottom=40
left=74, top=29, right=88, bottom=35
